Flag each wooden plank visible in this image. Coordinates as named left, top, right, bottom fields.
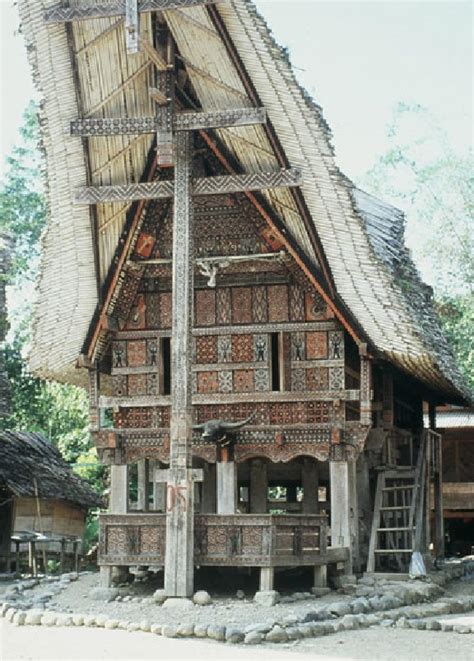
left=150, top=87, right=169, bottom=105
left=140, top=39, right=168, bottom=70
left=367, top=472, right=384, bottom=573
left=75, top=168, right=301, bottom=204
left=70, top=108, right=266, bottom=136
left=44, top=0, right=219, bottom=24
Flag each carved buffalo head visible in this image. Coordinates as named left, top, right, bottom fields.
left=192, top=412, right=255, bottom=444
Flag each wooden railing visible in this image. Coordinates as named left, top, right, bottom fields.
left=99, top=513, right=327, bottom=568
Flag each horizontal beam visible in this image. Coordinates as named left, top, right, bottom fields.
left=69, top=108, right=267, bottom=136
left=45, top=0, right=219, bottom=24
left=75, top=168, right=301, bottom=204
left=127, top=251, right=285, bottom=266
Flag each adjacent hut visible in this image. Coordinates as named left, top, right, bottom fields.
left=18, top=0, right=471, bottom=594
left=0, top=431, right=102, bottom=573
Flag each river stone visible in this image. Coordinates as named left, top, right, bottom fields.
left=150, top=624, right=162, bottom=635
left=25, top=610, right=43, bottom=625
left=162, top=598, right=194, bottom=610
left=286, top=627, right=303, bottom=640
left=162, top=624, right=179, bottom=638
left=56, top=615, right=73, bottom=627
left=5, top=608, right=17, bottom=622
left=282, top=614, right=298, bottom=626
left=152, top=589, right=167, bottom=604
left=89, top=588, right=119, bottom=602
left=441, top=622, right=453, bottom=632
left=13, top=612, right=26, bottom=626
left=244, top=631, right=263, bottom=645
left=396, top=617, right=409, bottom=629
left=105, top=619, right=119, bottom=630
left=341, top=614, right=359, bottom=630
left=83, top=615, right=96, bottom=627
left=254, top=590, right=280, bottom=607
left=127, top=623, right=140, bottom=632
left=298, top=623, right=314, bottom=638
left=311, top=587, right=331, bottom=597
left=454, top=625, right=471, bottom=634
left=329, top=602, right=351, bottom=617
left=41, top=613, right=58, bottom=626
left=194, top=624, right=209, bottom=638
left=207, top=624, right=226, bottom=641
left=139, top=621, right=151, bottom=632
left=118, top=621, right=130, bottom=630
left=425, top=620, right=441, bottom=631
left=94, top=615, right=108, bottom=628
left=266, top=625, right=288, bottom=643
left=193, top=590, right=212, bottom=606
left=226, top=628, right=244, bottom=644
left=236, top=590, right=245, bottom=600
left=177, top=623, right=194, bottom=637
left=351, top=597, right=370, bottom=614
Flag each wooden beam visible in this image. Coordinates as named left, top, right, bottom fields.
left=75, top=168, right=301, bottom=204
left=125, top=0, right=139, bottom=53
left=149, top=87, right=169, bottom=105
left=140, top=39, right=168, bottom=70
left=44, top=0, right=219, bottom=24
left=70, top=108, right=267, bottom=136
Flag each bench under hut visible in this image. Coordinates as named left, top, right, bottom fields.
left=0, top=431, right=102, bottom=574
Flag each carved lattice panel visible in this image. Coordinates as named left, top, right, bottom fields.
left=216, top=287, right=232, bottom=325
left=306, top=401, right=330, bottom=424
left=289, top=283, right=305, bottom=321
left=197, top=371, right=219, bottom=394
left=106, top=526, right=128, bottom=555
left=254, top=369, right=270, bottom=392
left=292, top=401, right=307, bottom=424
left=218, top=371, right=233, bottom=393
left=252, top=286, right=268, bottom=323
left=231, top=288, right=252, bottom=324
left=147, top=373, right=159, bottom=395
left=112, top=341, right=127, bottom=369
left=195, top=336, right=218, bottom=364
left=241, top=526, right=263, bottom=554
left=139, top=526, right=162, bottom=555
left=159, top=292, right=172, bottom=328
left=329, top=330, right=344, bottom=360
left=217, top=336, right=232, bottom=363
left=253, top=334, right=268, bottom=363
left=329, top=367, right=345, bottom=390
left=112, top=375, right=127, bottom=397
left=306, top=367, right=329, bottom=391
left=269, top=403, right=294, bottom=425
left=267, top=284, right=289, bottom=322
left=116, top=407, right=154, bottom=428
left=146, top=293, right=160, bottom=328
left=125, top=294, right=146, bottom=330
left=128, top=374, right=148, bottom=396
left=195, top=289, right=216, bottom=327
left=127, top=340, right=147, bottom=367
left=234, top=370, right=254, bottom=393
left=291, top=368, right=306, bottom=392
left=306, top=332, right=328, bottom=360
left=207, top=526, right=228, bottom=555
left=305, top=292, right=327, bottom=321
left=231, top=335, right=254, bottom=363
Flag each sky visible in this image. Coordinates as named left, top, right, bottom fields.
left=1, top=0, right=472, bottom=181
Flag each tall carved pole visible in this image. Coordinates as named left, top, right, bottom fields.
left=164, top=131, right=195, bottom=596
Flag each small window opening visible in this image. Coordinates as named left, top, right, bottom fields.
left=162, top=337, right=171, bottom=395
left=271, top=333, right=281, bottom=391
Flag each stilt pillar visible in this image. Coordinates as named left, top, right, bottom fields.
left=217, top=451, right=237, bottom=514
left=201, top=463, right=216, bottom=513
left=250, top=459, right=267, bottom=513
left=110, top=465, right=128, bottom=514
left=330, top=460, right=358, bottom=573
left=313, top=564, right=327, bottom=588
left=259, top=567, right=274, bottom=591
left=302, top=459, right=319, bottom=514
left=137, top=459, right=149, bottom=511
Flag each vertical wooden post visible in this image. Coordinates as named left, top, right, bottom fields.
left=259, top=567, right=274, bottom=591
left=329, top=460, right=358, bottom=573
left=216, top=457, right=237, bottom=514
left=164, top=130, right=195, bottom=597
left=60, top=538, right=66, bottom=574
left=137, top=459, right=150, bottom=511
left=15, top=540, right=20, bottom=577
left=73, top=540, right=80, bottom=573
left=360, top=355, right=372, bottom=426
left=302, top=459, right=319, bottom=514
left=201, top=463, right=216, bottom=513
left=250, top=459, right=268, bottom=513
left=429, top=403, right=444, bottom=560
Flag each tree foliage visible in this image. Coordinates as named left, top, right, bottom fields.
left=360, top=102, right=474, bottom=390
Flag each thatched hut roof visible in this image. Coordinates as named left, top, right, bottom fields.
left=0, top=431, right=102, bottom=509
left=18, top=0, right=471, bottom=404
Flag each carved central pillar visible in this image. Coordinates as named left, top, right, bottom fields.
left=217, top=448, right=237, bottom=514
left=329, top=460, right=358, bottom=573
left=164, top=131, right=195, bottom=597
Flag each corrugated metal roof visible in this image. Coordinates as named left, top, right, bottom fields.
left=17, top=0, right=472, bottom=403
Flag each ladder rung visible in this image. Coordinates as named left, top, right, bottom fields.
left=380, top=506, right=411, bottom=511
left=374, top=549, right=412, bottom=553
left=377, top=527, right=412, bottom=532
left=382, top=485, right=414, bottom=491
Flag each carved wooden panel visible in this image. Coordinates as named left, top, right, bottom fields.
left=305, top=292, right=327, bottom=321
left=139, top=526, right=161, bottom=554
left=195, top=336, right=218, bottom=364
left=253, top=334, right=268, bottom=363
left=252, top=286, right=268, bottom=323
left=306, top=332, right=328, bottom=360
left=217, top=336, right=232, bottom=363
left=116, top=407, right=154, bottom=428
left=267, top=285, right=289, bottom=322
left=289, top=283, right=305, bottom=321
left=195, top=289, right=216, bottom=327
left=147, top=339, right=158, bottom=367
left=146, top=293, right=160, bottom=328
left=329, top=367, right=345, bottom=390
left=306, top=401, right=330, bottom=424
left=112, top=341, right=127, bottom=368
left=147, top=373, right=159, bottom=396
left=113, top=375, right=128, bottom=397
left=128, top=374, right=148, bottom=396
left=234, top=370, right=254, bottom=393
left=254, top=369, right=270, bottom=392
left=329, top=330, right=344, bottom=360
left=159, top=292, right=172, bottom=328
left=231, top=334, right=253, bottom=363
left=135, top=232, right=156, bottom=259
left=306, top=367, right=329, bottom=391
left=218, top=371, right=233, bottom=394
left=291, top=368, right=306, bottom=392
left=127, top=340, right=147, bottom=367
left=216, top=287, right=232, bottom=325
left=197, top=371, right=219, bottom=394
left=231, top=288, right=252, bottom=324
left=125, top=294, right=146, bottom=330
left=291, top=332, right=305, bottom=361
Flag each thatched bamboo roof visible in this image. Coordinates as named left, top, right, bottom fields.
left=18, top=0, right=471, bottom=404
left=0, top=431, right=102, bottom=509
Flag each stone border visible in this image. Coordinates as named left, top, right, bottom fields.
left=1, top=563, right=473, bottom=646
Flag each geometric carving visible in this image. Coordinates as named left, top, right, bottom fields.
left=128, top=374, right=148, bottom=396
left=231, top=335, right=253, bottom=363
left=305, top=291, right=327, bottom=321
left=127, top=340, right=147, bottom=367
left=218, top=371, right=233, bottom=394
left=291, top=333, right=305, bottom=361
left=289, top=283, right=305, bottom=321
left=147, top=373, right=159, bottom=396
left=195, top=289, right=216, bottom=327
left=126, top=294, right=146, bottom=330
left=252, top=286, right=268, bottom=323
left=134, top=232, right=156, bottom=258
left=195, top=336, right=218, bottom=364
left=233, top=370, right=254, bottom=393
left=306, top=367, right=329, bottom=391
left=253, top=335, right=268, bottom=362
left=112, top=341, right=127, bottom=368
left=291, top=368, right=306, bottom=392
left=146, top=293, right=160, bottom=328
left=306, top=331, right=327, bottom=360
left=217, top=336, right=232, bottom=363
left=113, top=375, right=128, bottom=397
left=159, top=292, right=172, bottom=328
left=232, top=288, right=252, bottom=324
left=329, top=367, right=345, bottom=391
left=254, top=369, right=270, bottom=392
left=267, top=284, right=289, bottom=322
left=147, top=339, right=158, bottom=366
left=328, top=330, right=344, bottom=360
left=216, top=287, right=232, bottom=325
left=306, top=401, right=330, bottom=424
left=197, top=372, right=219, bottom=394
